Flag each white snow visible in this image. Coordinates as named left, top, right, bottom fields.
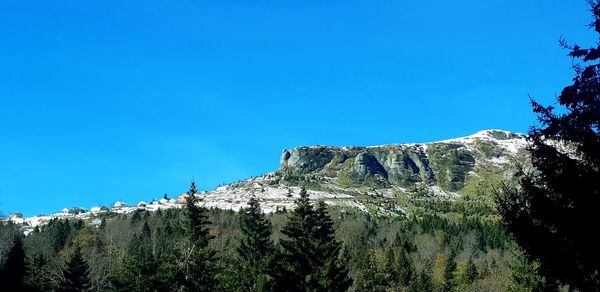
left=2, top=129, right=530, bottom=235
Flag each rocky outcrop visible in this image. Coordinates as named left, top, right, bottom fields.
left=372, top=147, right=434, bottom=187
left=278, top=130, right=527, bottom=192
left=347, top=152, right=389, bottom=186
left=280, top=146, right=335, bottom=174
left=426, top=143, right=476, bottom=191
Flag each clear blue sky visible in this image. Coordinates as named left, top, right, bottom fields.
left=0, top=0, right=595, bottom=216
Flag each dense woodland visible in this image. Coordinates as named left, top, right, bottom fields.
left=0, top=183, right=533, bottom=291
left=2, top=1, right=600, bottom=290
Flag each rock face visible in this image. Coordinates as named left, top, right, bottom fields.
left=278, top=130, right=527, bottom=192
left=347, top=152, right=389, bottom=186
left=280, top=146, right=336, bottom=174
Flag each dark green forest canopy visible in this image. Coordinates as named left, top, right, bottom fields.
left=0, top=196, right=519, bottom=292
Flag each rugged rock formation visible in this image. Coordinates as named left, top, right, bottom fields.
left=278, top=130, right=527, bottom=192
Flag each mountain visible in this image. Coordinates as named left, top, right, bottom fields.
left=5, top=129, right=529, bottom=231
left=202, top=129, right=528, bottom=213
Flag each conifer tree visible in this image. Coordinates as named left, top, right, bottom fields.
left=396, top=249, right=414, bottom=286
left=179, top=181, right=218, bottom=291
left=58, top=246, right=91, bottom=292
left=443, top=252, right=457, bottom=291
left=111, top=221, right=176, bottom=291
left=276, top=188, right=351, bottom=291
left=276, top=188, right=317, bottom=291
left=497, top=1, right=600, bottom=289
left=237, top=196, right=276, bottom=291
left=0, top=236, right=27, bottom=290
left=27, top=252, right=53, bottom=292
left=508, top=253, right=547, bottom=292
left=313, top=201, right=351, bottom=291
left=412, top=272, right=433, bottom=292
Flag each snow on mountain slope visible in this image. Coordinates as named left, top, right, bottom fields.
left=4, top=130, right=529, bottom=232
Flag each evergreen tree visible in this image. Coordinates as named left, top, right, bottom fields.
left=179, top=181, right=218, bottom=291
left=396, top=249, right=414, bottom=286
left=313, top=201, right=351, bottom=291
left=508, top=253, right=547, bottom=292
left=0, top=236, right=28, bottom=290
left=411, top=272, right=433, bottom=292
left=27, top=252, right=53, bottom=292
left=50, top=219, right=72, bottom=253
left=276, top=188, right=317, bottom=291
left=111, top=221, right=176, bottom=291
left=276, top=188, right=351, bottom=291
left=237, top=196, right=276, bottom=291
left=58, top=246, right=91, bottom=292
left=451, top=258, right=478, bottom=287
left=442, top=252, right=457, bottom=291
left=497, top=1, right=600, bottom=289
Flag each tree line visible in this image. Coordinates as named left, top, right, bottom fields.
left=0, top=182, right=521, bottom=291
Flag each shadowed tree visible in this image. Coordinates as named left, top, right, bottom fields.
left=0, top=236, right=28, bottom=290
left=58, top=246, right=91, bottom=292
left=497, top=1, right=600, bottom=289
left=179, top=181, right=218, bottom=291
left=275, top=188, right=351, bottom=291
left=237, top=197, right=277, bottom=291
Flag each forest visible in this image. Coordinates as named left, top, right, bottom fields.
left=0, top=184, right=527, bottom=291
left=2, top=1, right=600, bottom=291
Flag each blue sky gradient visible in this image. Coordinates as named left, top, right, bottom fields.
left=0, top=0, right=595, bottom=215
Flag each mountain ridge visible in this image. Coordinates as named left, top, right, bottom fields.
left=4, top=129, right=529, bottom=233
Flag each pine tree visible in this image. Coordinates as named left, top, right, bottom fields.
left=313, top=201, right=351, bottom=291
left=111, top=221, right=177, bottom=291
left=276, top=188, right=351, bottom=291
left=0, top=236, right=28, bottom=290
left=451, top=258, right=478, bottom=287
left=508, top=252, right=547, bottom=292
left=411, top=272, right=433, bottom=292
left=276, top=188, right=317, bottom=291
left=497, top=1, right=600, bottom=289
left=179, top=181, right=218, bottom=291
left=27, top=252, right=53, bottom=291
left=442, top=252, right=457, bottom=291
left=58, top=246, right=91, bottom=292
left=237, top=196, right=276, bottom=291
left=396, top=249, right=414, bottom=286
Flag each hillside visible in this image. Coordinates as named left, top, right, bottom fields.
left=4, top=129, right=529, bottom=233
left=203, top=129, right=528, bottom=213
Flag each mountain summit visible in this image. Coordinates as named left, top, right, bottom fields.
left=202, top=129, right=528, bottom=212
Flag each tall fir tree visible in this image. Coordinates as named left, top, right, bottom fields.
left=179, top=181, right=218, bottom=291
left=411, top=272, right=433, bottom=292
left=276, top=188, right=351, bottom=291
left=0, top=236, right=28, bottom=290
left=58, top=246, right=91, bottom=292
left=395, top=248, right=415, bottom=287
left=275, top=188, right=317, bottom=291
left=312, top=201, right=351, bottom=291
left=111, top=221, right=176, bottom=291
left=497, top=1, right=600, bottom=289
left=237, top=196, right=276, bottom=291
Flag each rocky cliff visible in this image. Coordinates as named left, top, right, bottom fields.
left=278, top=130, right=527, bottom=192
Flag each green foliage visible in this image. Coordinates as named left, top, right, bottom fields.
left=497, top=2, right=600, bottom=290
left=58, top=246, right=91, bottom=292
left=0, top=236, right=28, bottom=290
left=180, top=181, right=219, bottom=291
left=111, top=222, right=175, bottom=291
left=276, top=188, right=351, bottom=291
left=508, top=253, right=546, bottom=292
left=0, top=183, right=524, bottom=291
left=236, top=197, right=276, bottom=291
